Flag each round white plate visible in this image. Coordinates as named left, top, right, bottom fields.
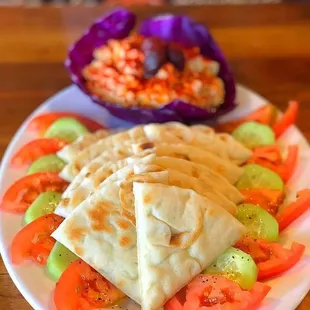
left=0, top=85, right=309, bottom=310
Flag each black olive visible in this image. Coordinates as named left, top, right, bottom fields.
left=142, top=37, right=168, bottom=79
left=167, top=43, right=185, bottom=71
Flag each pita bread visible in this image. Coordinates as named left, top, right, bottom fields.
left=60, top=123, right=250, bottom=180
left=56, top=151, right=243, bottom=218
left=52, top=168, right=245, bottom=306
left=119, top=165, right=237, bottom=215
left=146, top=122, right=252, bottom=164
left=134, top=183, right=246, bottom=310
left=134, top=142, right=243, bottom=184
left=55, top=153, right=156, bottom=218
left=57, top=129, right=110, bottom=163
left=52, top=167, right=141, bottom=303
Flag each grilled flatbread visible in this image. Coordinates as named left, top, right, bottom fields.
left=134, top=183, right=247, bottom=310
left=57, top=129, right=110, bottom=163
left=59, top=123, right=250, bottom=181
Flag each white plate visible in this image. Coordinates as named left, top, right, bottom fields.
left=0, top=85, right=309, bottom=310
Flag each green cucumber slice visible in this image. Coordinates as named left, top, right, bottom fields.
left=236, top=203, right=279, bottom=242
left=44, top=117, right=89, bottom=143
left=24, top=192, right=61, bottom=224
left=27, top=154, right=66, bottom=175
left=204, top=247, right=258, bottom=289
left=47, top=242, right=78, bottom=281
left=236, top=164, right=284, bottom=190
left=232, top=121, right=275, bottom=149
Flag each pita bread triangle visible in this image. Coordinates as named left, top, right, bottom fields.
left=133, top=182, right=246, bottom=310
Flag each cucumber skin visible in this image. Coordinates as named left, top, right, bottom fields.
left=24, top=192, right=62, bottom=224
left=236, top=164, right=284, bottom=191
left=232, top=121, right=275, bottom=149
left=47, top=242, right=78, bottom=281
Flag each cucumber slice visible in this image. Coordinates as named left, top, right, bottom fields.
left=24, top=192, right=61, bottom=224
left=27, top=154, right=66, bottom=175
left=236, top=164, right=284, bottom=190
left=236, top=204, right=279, bottom=242
left=44, top=117, right=89, bottom=143
left=204, top=247, right=257, bottom=290
left=47, top=242, right=78, bottom=281
left=232, top=121, right=275, bottom=149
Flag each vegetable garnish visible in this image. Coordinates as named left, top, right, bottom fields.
left=235, top=236, right=305, bottom=281
left=232, top=122, right=275, bottom=149
left=0, top=173, right=68, bottom=213
left=236, top=164, right=284, bottom=191
left=11, top=138, right=67, bottom=168
left=272, top=101, right=299, bottom=138
left=240, top=189, right=285, bottom=215
left=44, top=117, right=89, bottom=143
left=248, top=145, right=282, bottom=165
left=54, top=259, right=125, bottom=310
left=24, top=192, right=62, bottom=224
left=47, top=242, right=78, bottom=281
left=216, top=104, right=278, bottom=133
left=236, top=204, right=279, bottom=242
left=276, top=189, right=310, bottom=231
left=11, top=214, right=63, bottom=265
left=248, top=145, right=299, bottom=183
left=27, top=154, right=66, bottom=175
left=165, top=274, right=270, bottom=310
left=204, top=247, right=258, bottom=290
left=28, top=112, right=103, bottom=136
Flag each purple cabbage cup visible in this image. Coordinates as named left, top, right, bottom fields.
left=66, top=8, right=237, bottom=124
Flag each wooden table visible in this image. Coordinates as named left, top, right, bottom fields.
left=0, top=3, right=309, bottom=309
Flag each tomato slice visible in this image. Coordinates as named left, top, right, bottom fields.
left=0, top=172, right=68, bottom=213
left=240, top=189, right=285, bottom=215
left=216, top=105, right=277, bottom=133
left=248, top=145, right=298, bottom=183
left=249, top=145, right=282, bottom=165
left=276, top=145, right=298, bottom=182
left=276, top=189, right=310, bottom=231
left=11, top=138, right=67, bottom=167
left=11, top=214, right=63, bottom=265
left=165, top=274, right=270, bottom=310
left=272, top=101, right=299, bottom=138
left=28, top=112, right=104, bottom=136
left=54, top=259, right=125, bottom=310
left=235, top=236, right=305, bottom=281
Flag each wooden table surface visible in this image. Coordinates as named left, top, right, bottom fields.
left=0, top=3, right=309, bottom=310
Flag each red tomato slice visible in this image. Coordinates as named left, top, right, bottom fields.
left=216, top=105, right=277, bottom=133
left=11, top=214, right=63, bottom=265
left=248, top=145, right=298, bottom=183
left=235, top=236, right=305, bottom=281
left=0, top=172, right=68, bottom=213
left=249, top=145, right=282, bottom=164
left=165, top=275, right=270, bottom=310
left=11, top=138, right=67, bottom=167
left=28, top=112, right=104, bottom=136
left=54, top=259, right=125, bottom=310
left=276, top=189, right=310, bottom=231
left=240, top=189, right=285, bottom=215
left=276, top=145, right=298, bottom=183
left=272, top=101, right=299, bottom=138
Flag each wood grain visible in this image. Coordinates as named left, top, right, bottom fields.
left=0, top=3, right=309, bottom=310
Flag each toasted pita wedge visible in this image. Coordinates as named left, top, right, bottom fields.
left=120, top=165, right=237, bottom=215
left=60, top=123, right=250, bottom=180
left=134, top=183, right=247, bottom=310
left=55, top=153, right=156, bottom=218
left=57, top=129, right=110, bottom=163
left=134, top=142, right=243, bottom=184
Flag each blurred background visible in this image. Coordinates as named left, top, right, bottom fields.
left=0, top=0, right=287, bottom=6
